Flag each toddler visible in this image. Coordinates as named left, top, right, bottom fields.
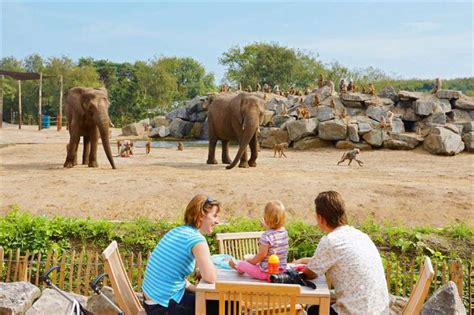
left=229, top=200, right=289, bottom=281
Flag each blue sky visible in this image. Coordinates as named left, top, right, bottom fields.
left=2, top=1, right=473, bottom=82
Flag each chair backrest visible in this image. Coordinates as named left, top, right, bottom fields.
left=216, top=231, right=264, bottom=260
left=102, top=241, right=145, bottom=315
left=216, top=281, right=300, bottom=315
left=401, top=256, right=435, bottom=315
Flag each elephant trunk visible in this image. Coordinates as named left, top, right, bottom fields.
left=96, top=109, right=116, bottom=169
left=226, top=124, right=257, bottom=170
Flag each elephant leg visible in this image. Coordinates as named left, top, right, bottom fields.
left=207, top=136, right=218, bottom=164
left=221, top=140, right=232, bottom=164
left=238, top=147, right=249, bottom=168
left=88, top=128, right=99, bottom=168
left=248, top=134, right=258, bottom=167
left=64, top=125, right=80, bottom=168
left=82, top=136, right=90, bottom=165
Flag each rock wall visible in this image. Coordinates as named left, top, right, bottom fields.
left=122, top=88, right=473, bottom=156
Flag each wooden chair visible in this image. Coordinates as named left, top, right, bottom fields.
left=216, top=231, right=264, bottom=260
left=401, top=256, right=435, bottom=315
left=102, top=241, right=145, bottom=315
left=216, top=281, right=302, bottom=315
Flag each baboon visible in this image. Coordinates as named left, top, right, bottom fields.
left=337, top=148, right=363, bottom=167
left=145, top=141, right=151, bottom=155
left=120, top=140, right=134, bottom=157
left=432, top=78, right=442, bottom=94
left=377, top=111, right=394, bottom=129
left=329, top=98, right=337, bottom=108
left=318, top=74, right=325, bottom=88
left=263, top=83, right=271, bottom=93
left=273, top=142, right=288, bottom=158
left=297, top=106, right=311, bottom=119
left=220, top=83, right=229, bottom=92
left=338, top=108, right=348, bottom=120
left=347, top=80, right=355, bottom=92
left=177, top=142, right=184, bottom=151
left=368, top=83, right=376, bottom=96
left=304, top=87, right=311, bottom=95
left=245, top=85, right=253, bottom=92
left=288, top=86, right=295, bottom=95
left=236, top=83, right=242, bottom=91
left=313, top=94, right=321, bottom=107
left=339, top=79, right=347, bottom=94
left=256, top=83, right=262, bottom=92
left=272, top=85, right=280, bottom=95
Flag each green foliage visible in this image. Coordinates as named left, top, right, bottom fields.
left=1, top=209, right=472, bottom=262
left=219, top=42, right=324, bottom=90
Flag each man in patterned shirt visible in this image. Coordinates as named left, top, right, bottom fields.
left=294, top=191, right=389, bottom=315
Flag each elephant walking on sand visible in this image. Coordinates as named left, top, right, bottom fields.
left=204, top=92, right=265, bottom=169
left=63, top=87, right=116, bottom=169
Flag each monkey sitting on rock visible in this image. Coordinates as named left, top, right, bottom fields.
left=296, top=106, right=311, bottom=119
left=177, top=142, right=184, bottom=151
left=337, top=148, right=363, bottom=167
left=273, top=142, right=288, bottom=158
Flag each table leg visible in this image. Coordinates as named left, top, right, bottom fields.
left=319, top=297, right=330, bottom=315
left=196, top=291, right=206, bottom=314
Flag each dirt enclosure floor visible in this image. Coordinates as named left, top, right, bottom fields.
left=1, top=124, right=473, bottom=227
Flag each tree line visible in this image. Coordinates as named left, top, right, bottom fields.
left=1, top=42, right=473, bottom=127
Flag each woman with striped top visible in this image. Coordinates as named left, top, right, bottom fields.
left=142, top=194, right=220, bottom=315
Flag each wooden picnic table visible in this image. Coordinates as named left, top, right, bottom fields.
left=196, top=268, right=331, bottom=315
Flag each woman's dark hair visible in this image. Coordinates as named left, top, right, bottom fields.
left=314, top=191, right=348, bottom=229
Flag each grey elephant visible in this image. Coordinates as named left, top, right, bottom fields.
left=204, top=92, right=265, bottom=169
left=63, top=87, right=116, bottom=169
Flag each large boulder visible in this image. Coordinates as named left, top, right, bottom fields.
left=272, top=115, right=295, bottom=128
left=318, top=119, right=347, bottom=140
left=357, top=122, right=373, bottom=135
left=121, top=122, right=146, bottom=136
left=378, top=86, right=399, bottom=103
left=347, top=124, right=359, bottom=142
left=392, top=106, right=419, bottom=122
left=414, top=99, right=436, bottom=116
left=421, top=281, right=466, bottom=315
left=462, top=132, right=474, bottom=152
left=87, top=286, right=118, bottom=315
left=366, top=106, right=388, bottom=122
left=312, top=85, right=334, bottom=100
left=286, top=118, right=318, bottom=141
left=388, top=133, right=424, bottom=149
left=190, top=122, right=204, bottom=139
left=454, top=96, right=474, bottom=110
left=188, top=111, right=207, bottom=123
left=259, top=128, right=289, bottom=148
left=341, top=92, right=372, bottom=103
left=316, top=106, right=335, bottom=122
left=362, top=129, right=390, bottom=147
left=449, top=109, right=473, bottom=122
left=293, top=137, right=332, bottom=150
left=335, top=140, right=372, bottom=150
left=152, top=115, right=169, bottom=128
left=0, top=282, right=41, bottom=315
left=383, top=139, right=416, bottom=150
left=168, top=118, right=194, bottom=138
left=166, top=107, right=189, bottom=121
left=365, top=97, right=394, bottom=107
left=398, top=90, right=425, bottom=100
left=436, top=90, right=462, bottom=100
left=433, top=99, right=452, bottom=113
left=415, top=113, right=447, bottom=131
left=423, top=127, right=465, bottom=155
left=149, top=126, right=170, bottom=138
left=390, top=117, right=405, bottom=134
left=26, top=288, right=87, bottom=315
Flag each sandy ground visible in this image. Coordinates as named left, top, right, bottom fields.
left=0, top=123, right=473, bottom=227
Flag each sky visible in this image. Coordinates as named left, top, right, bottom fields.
left=1, top=1, right=473, bottom=82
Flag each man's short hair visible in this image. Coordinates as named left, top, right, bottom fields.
left=314, top=191, right=348, bottom=228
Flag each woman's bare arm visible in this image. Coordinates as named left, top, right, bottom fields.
left=192, top=242, right=216, bottom=283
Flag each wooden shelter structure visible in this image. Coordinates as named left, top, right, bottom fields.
left=0, top=70, right=62, bottom=130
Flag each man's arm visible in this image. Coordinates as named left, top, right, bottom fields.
left=292, top=257, right=311, bottom=264
left=301, top=266, right=317, bottom=280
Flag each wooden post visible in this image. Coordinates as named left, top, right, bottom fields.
left=18, top=80, right=22, bottom=129
left=57, top=75, right=63, bottom=131
left=448, top=260, right=463, bottom=300
left=0, top=75, right=4, bottom=128
left=38, top=72, right=42, bottom=130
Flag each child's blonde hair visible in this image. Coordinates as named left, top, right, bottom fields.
left=264, top=200, right=286, bottom=229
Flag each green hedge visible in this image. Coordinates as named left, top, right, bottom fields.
left=0, top=207, right=472, bottom=260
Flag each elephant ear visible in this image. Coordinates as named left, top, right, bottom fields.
left=81, top=90, right=96, bottom=112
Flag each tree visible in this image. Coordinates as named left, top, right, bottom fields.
left=219, top=42, right=324, bottom=90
